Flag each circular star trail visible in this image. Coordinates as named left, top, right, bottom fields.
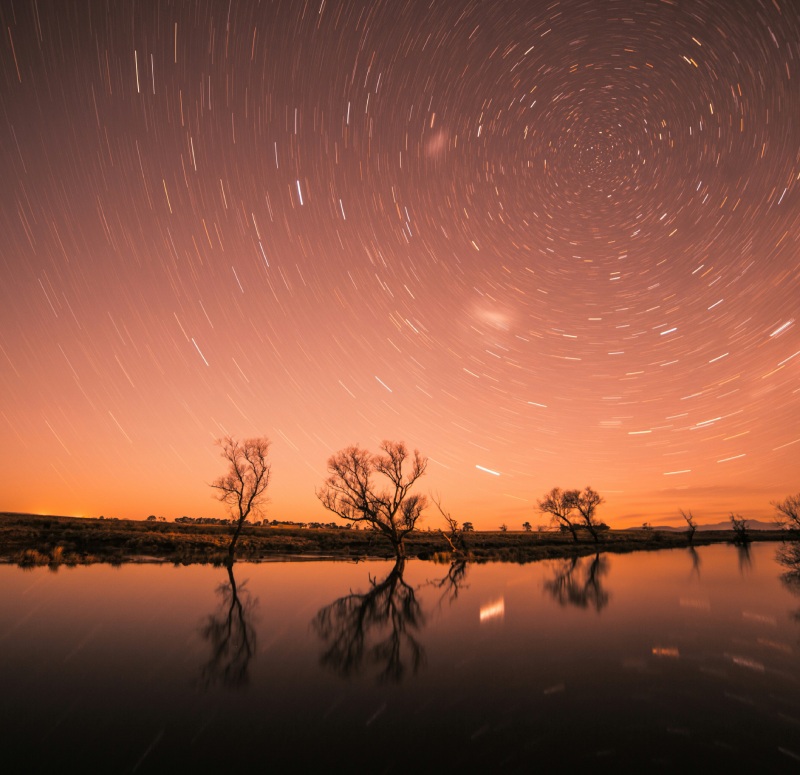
left=1, top=0, right=798, bottom=527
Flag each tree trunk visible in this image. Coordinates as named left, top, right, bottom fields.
left=228, top=517, right=245, bottom=560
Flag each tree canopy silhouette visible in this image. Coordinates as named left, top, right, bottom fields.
left=573, top=487, right=604, bottom=542
left=537, top=486, right=605, bottom=542
left=317, top=440, right=427, bottom=558
left=538, top=487, right=581, bottom=541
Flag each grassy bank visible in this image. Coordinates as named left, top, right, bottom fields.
left=0, top=512, right=790, bottom=568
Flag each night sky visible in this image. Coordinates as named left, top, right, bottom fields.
left=1, top=0, right=798, bottom=528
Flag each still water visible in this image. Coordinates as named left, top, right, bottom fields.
left=1, top=542, right=799, bottom=772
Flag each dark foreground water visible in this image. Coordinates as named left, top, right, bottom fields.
left=2, top=542, right=799, bottom=772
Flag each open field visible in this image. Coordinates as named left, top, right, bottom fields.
left=0, top=512, right=790, bottom=567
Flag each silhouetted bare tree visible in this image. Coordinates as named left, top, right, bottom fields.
left=680, top=508, right=697, bottom=543
left=312, top=559, right=424, bottom=683
left=538, top=487, right=581, bottom=542
left=210, top=436, right=271, bottom=560
left=773, top=493, right=800, bottom=533
left=730, top=513, right=750, bottom=545
left=198, top=563, right=257, bottom=688
left=317, top=441, right=427, bottom=558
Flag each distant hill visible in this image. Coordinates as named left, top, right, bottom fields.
left=623, top=519, right=782, bottom=532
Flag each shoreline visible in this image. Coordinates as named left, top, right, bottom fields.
left=1, top=512, right=791, bottom=568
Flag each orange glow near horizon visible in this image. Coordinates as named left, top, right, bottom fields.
left=1, top=2, right=798, bottom=530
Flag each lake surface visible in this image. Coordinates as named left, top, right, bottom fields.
left=2, top=542, right=799, bottom=772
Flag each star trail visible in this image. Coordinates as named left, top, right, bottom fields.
left=1, top=0, right=798, bottom=527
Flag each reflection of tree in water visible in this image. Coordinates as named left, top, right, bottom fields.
left=543, top=554, right=610, bottom=612
left=313, top=558, right=469, bottom=683
left=429, top=558, right=469, bottom=607
left=736, top=542, right=753, bottom=575
left=313, top=558, right=424, bottom=683
left=777, top=543, right=800, bottom=623
left=687, top=546, right=701, bottom=578
left=199, top=562, right=257, bottom=689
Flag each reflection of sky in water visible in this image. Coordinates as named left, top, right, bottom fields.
left=1, top=543, right=799, bottom=769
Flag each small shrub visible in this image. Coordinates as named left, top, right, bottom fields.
left=17, top=549, right=49, bottom=567
left=48, top=546, right=65, bottom=567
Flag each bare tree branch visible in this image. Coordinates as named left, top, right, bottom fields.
left=431, top=493, right=468, bottom=556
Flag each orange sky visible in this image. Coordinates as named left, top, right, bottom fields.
left=1, top=1, right=798, bottom=529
